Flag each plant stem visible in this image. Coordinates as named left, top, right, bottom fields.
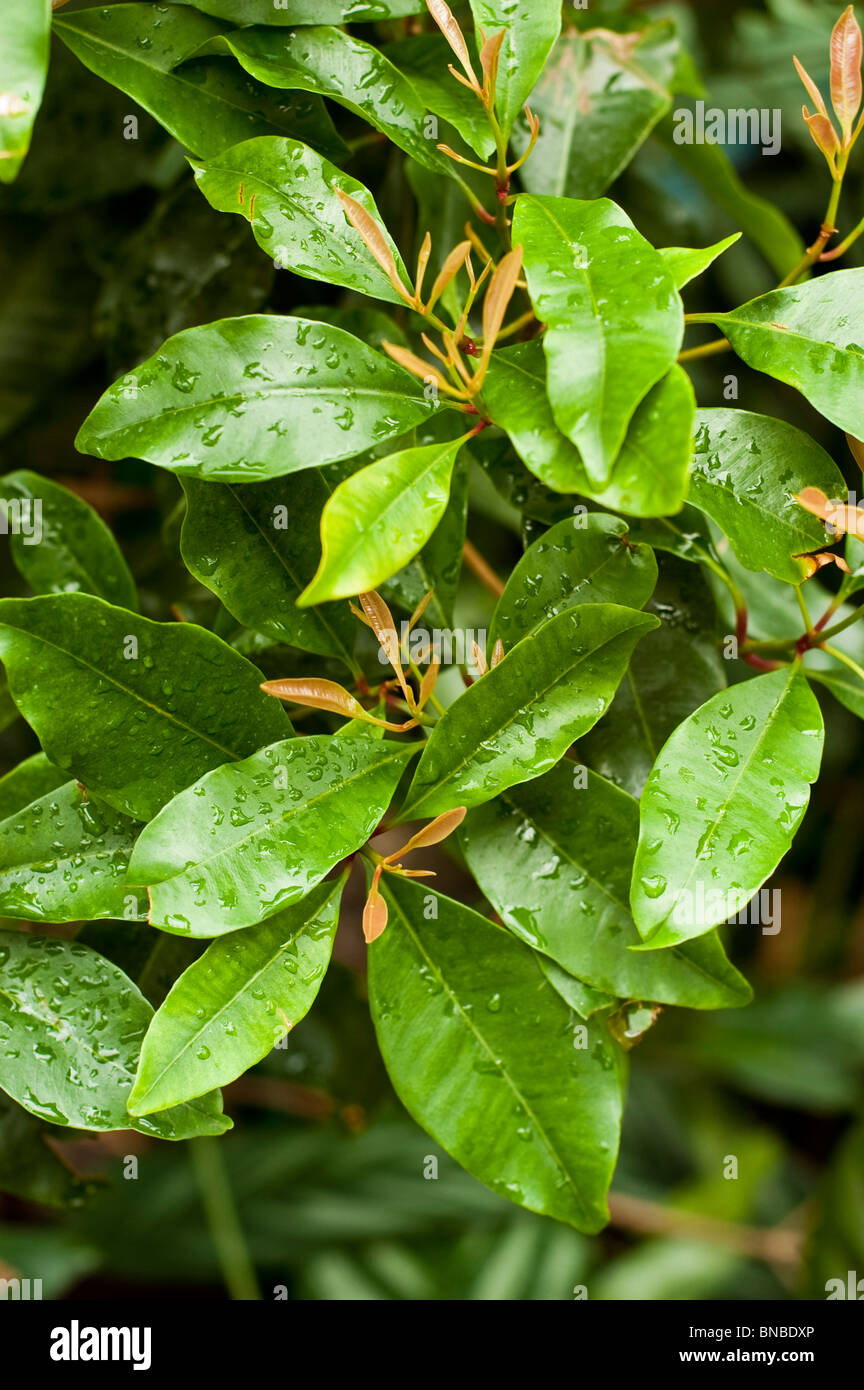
left=677, top=336, right=731, bottom=363
left=795, top=585, right=814, bottom=636
left=820, top=211, right=864, bottom=260
left=778, top=168, right=845, bottom=287
left=607, top=1192, right=804, bottom=1268
left=822, top=642, right=864, bottom=683
left=190, top=1138, right=261, bottom=1302
left=814, top=602, right=864, bottom=644
left=462, top=538, right=505, bottom=597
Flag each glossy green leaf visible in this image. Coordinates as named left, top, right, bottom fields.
left=180, top=474, right=357, bottom=668
left=0, top=593, right=290, bottom=821
left=129, top=876, right=344, bottom=1115
left=806, top=667, right=864, bottom=721
left=537, top=962, right=614, bottom=1021
left=384, top=35, right=495, bottom=159
left=481, top=341, right=693, bottom=516
left=0, top=780, right=145, bottom=923
left=0, top=931, right=229, bottom=1138
left=654, top=113, right=803, bottom=278
left=175, top=0, right=424, bottom=19
left=467, top=0, right=561, bottom=137
left=510, top=26, right=676, bottom=200
left=579, top=557, right=726, bottom=797
left=703, top=271, right=864, bottom=438
left=368, top=873, right=625, bottom=1231
left=54, top=5, right=345, bottom=162
left=301, top=435, right=468, bottom=605
left=192, top=136, right=410, bottom=304
left=0, top=0, right=50, bottom=184
left=130, top=736, right=416, bottom=936
left=381, top=448, right=469, bottom=630
left=514, top=194, right=683, bottom=485
left=76, top=315, right=439, bottom=483
left=631, top=666, right=824, bottom=949
left=460, top=763, right=751, bottom=1009
left=659, top=234, right=741, bottom=290
left=490, top=513, right=657, bottom=651
left=0, top=753, right=66, bottom=822
left=688, top=410, right=846, bottom=584
left=198, top=26, right=451, bottom=174
left=0, top=470, right=137, bottom=608
left=400, top=604, right=659, bottom=821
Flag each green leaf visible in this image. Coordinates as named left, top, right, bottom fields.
left=467, top=0, right=561, bottom=137
left=128, top=876, right=345, bottom=1115
left=481, top=342, right=693, bottom=516
left=579, top=557, right=726, bottom=797
left=400, top=604, right=659, bottom=821
left=176, top=0, right=424, bottom=17
left=0, top=470, right=137, bottom=608
left=0, top=753, right=66, bottom=822
left=0, top=931, right=229, bottom=1137
left=631, top=666, right=824, bottom=949
left=0, top=1092, right=93, bottom=1208
left=688, top=410, right=846, bottom=584
left=510, top=26, right=676, bottom=200
left=537, top=962, right=614, bottom=1021
left=0, top=593, right=290, bottom=821
left=198, top=25, right=451, bottom=174
left=654, top=112, right=803, bottom=278
left=807, top=666, right=864, bottom=721
left=514, top=194, right=683, bottom=485
left=0, top=780, right=145, bottom=923
left=0, top=0, right=51, bottom=184
left=384, top=36, right=496, bottom=160
left=368, top=873, right=625, bottom=1231
left=702, top=272, right=864, bottom=438
left=301, top=434, right=468, bottom=605
left=489, top=512, right=657, bottom=652
left=129, top=736, right=416, bottom=936
left=381, top=448, right=469, bottom=630
left=76, top=315, right=439, bottom=483
left=460, top=763, right=751, bottom=1009
left=659, top=234, right=741, bottom=290
left=180, top=474, right=357, bottom=668
left=54, top=4, right=346, bottom=162
left=192, top=136, right=411, bottom=304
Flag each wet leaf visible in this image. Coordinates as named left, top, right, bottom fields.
left=0, top=931, right=229, bottom=1138
left=467, top=0, right=561, bottom=136
left=0, top=753, right=66, bottom=822
left=180, top=474, right=357, bottom=668
left=54, top=4, right=346, bottom=161
left=0, top=780, right=146, bottom=923
left=129, top=736, right=417, bottom=936
left=688, top=410, right=846, bottom=585
left=129, top=876, right=346, bottom=1115
left=659, top=234, right=741, bottom=289
left=514, top=194, right=683, bottom=485
left=460, top=762, right=749, bottom=1010
left=193, top=137, right=411, bottom=304
left=704, top=271, right=864, bottom=439
left=197, top=25, right=452, bottom=174
left=489, top=512, right=657, bottom=651
left=631, top=666, right=824, bottom=949
left=301, top=435, right=468, bottom=604
left=0, top=0, right=51, bottom=184
left=0, top=593, right=290, bottom=821
left=481, top=341, right=693, bottom=516
left=76, top=315, right=440, bottom=483
left=400, top=604, right=659, bottom=820
left=0, top=470, right=137, bottom=609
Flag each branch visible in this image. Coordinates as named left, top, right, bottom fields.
left=607, top=1191, right=805, bottom=1267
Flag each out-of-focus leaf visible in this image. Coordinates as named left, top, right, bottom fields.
left=0, top=0, right=51, bottom=184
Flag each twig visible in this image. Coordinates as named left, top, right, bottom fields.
left=607, top=1191, right=805, bottom=1267
left=462, top=538, right=505, bottom=597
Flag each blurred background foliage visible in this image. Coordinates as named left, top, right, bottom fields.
left=2, top=0, right=864, bottom=1300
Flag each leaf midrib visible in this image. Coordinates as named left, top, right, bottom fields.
left=384, top=887, right=593, bottom=1223
left=132, top=879, right=342, bottom=1110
